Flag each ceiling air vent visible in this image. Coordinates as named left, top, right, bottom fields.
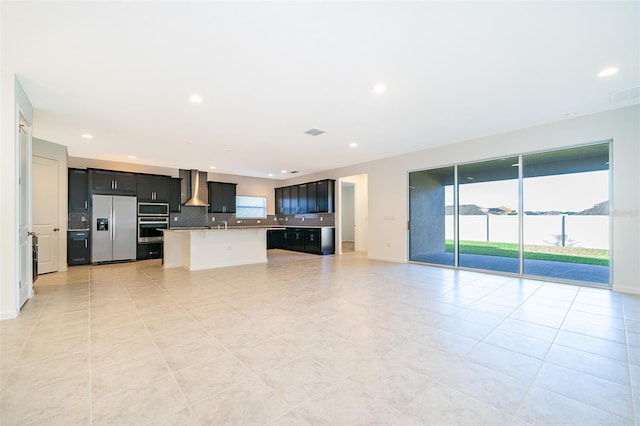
left=304, top=128, right=325, bottom=136
left=290, top=171, right=299, bottom=174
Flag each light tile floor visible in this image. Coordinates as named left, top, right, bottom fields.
left=1, top=250, right=638, bottom=425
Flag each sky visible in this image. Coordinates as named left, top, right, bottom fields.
left=446, top=170, right=608, bottom=212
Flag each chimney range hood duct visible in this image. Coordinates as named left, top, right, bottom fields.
left=184, top=169, right=209, bottom=206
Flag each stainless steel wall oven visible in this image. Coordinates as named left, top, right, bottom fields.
left=137, top=217, right=168, bottom=243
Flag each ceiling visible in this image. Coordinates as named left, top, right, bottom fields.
left=2, top=1, right=638, bottom=179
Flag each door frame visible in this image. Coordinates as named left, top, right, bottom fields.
left=18, top=109, right=33, bottom=308
left=337, top=174, right=368, bottom=255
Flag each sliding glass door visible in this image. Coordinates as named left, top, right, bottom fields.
left=409, top=166, right=455, bottom=266
left=522, top=143, right=610, bottom=283
left=457, top=157, right=520, bottom=274
left=408, top=142, right=610, bottom=286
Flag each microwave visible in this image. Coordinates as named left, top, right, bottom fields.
left=138, top=202, right=169, bottom=216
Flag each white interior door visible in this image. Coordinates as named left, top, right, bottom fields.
left=32, top=156, right=59, bottom=274
left=18, top=119, right=32, bottom=307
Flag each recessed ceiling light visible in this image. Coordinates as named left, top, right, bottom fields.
left=281, top=170, right=287, bottom=174
left=349, top=142, right=358, bottom=148
left=598, top=67, right=619, bottom=78
left=267, top=173, right=274, bottom=177
left=81, top=133, right=93, bottom=139
left=373, top=83, right=387, bottom=94
left=209, top=166, right=216, bottom=169
left=128, top=155, right=136, bottom=159
left=189, top=94, right=203, bottom=103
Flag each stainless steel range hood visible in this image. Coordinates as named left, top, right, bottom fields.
left=184, top=169, right=209, bottom=206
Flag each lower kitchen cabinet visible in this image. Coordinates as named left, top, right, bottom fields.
left=137, top=243, right=163, bottom=260
left=267, top=229, right=284, bottom=249
left=67, top=231, right=90, bottom=265
left=305, top=228, right=335, bottom=255
left=269, top=227, right=334, bottom=255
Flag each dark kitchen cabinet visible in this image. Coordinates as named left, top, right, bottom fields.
left=68, top=168, right=89, bottom=212
left=67, top=230, right=90, bottom=265
left=274, top=179, right=335, bottom=215
left=297, top=184, right=308, bottom=214
left=282, top=228, right=292, bottom=249
left=282, top=186, right=291, bottom=214
left=89, top=169, right=136, bottom=195
left=291, top=228, right=305, bottom=251
left=275, top=187, right=284, bottom=214
left=305, top=227, right=335, bottom=255
left=136, top=174, right=171, bottom=202
left=267, top=229, right=284, bottom=249
left=289, top=185, right=299, bottom=214
left=169, top=178, right=182, bottom=212
left=304, top=228, right=320, bottom=254
left=278, top=227, right=335, bottom=255
left=306, top=182, right=317, bottom=214
left=316, top=179, right=335, bottom=213
left=137, top=243, right=162, bottom=260
left=207, top=181, right=237, bottom=213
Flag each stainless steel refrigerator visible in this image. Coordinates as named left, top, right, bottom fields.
left=92, top=195, right=137, bottom=263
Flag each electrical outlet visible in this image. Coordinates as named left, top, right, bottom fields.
left=320, top=216, right=323, bottom=221
left=173, top=217, right=178, bottom=222
left=257, top=220, right=261, bottom=224
left=211, top=217, right=215, bottom=222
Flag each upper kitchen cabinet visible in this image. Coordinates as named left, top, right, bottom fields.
left=289, top=185, right=299, bottom=214
left=274, top=179, right=335, bottom=214
left=68, top=168, right=89, bottom=211
left=207, top=181, right=237, bottom=213
left=297, top=184, right=308, bottom=214
left=136, top=174, right=171, bottom=202
left=275, top=187, right=284, bottom=214
left=306, top=181, right=317, bottom=214
left=169, top=178, right=182, bottom=212
left=282, top=186, right=291, bottom=214
left=316, top=179, right=335, bottom=213
left=89, top=169, right=136, bottom=195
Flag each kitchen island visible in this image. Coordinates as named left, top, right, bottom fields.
left=162, top=227, right=279, bottom=271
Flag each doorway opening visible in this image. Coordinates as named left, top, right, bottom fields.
left=338, top=174, right=368, bottom=255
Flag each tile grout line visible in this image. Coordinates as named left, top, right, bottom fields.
left=139, top=262, right=300, bottom=425
left=137, top=262, right=238, bottom=426
left=621, top=297, right=639, bottom=426
left=88, top=265, right=93, bottom=426
left=511, top=283, right=579, bottom=419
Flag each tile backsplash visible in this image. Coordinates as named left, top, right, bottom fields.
left=169, top=207, right=335, bottom=228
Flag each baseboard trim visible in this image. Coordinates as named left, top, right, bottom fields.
left=612, top=284, right=640, bottom=295
left=367, top=255, right=406, bottom=264
left=1, top=309, right=19, bottom=320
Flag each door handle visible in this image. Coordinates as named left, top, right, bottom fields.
left=27, top=231, right=37, bottom=237
left=53, top=228, right=59, bottom=232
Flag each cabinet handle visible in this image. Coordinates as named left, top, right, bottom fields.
left=115, top=180, right=118, bottom=190
left=84, top=201, right=88, bottom=210
left=84, top=239, right=87, bottom=248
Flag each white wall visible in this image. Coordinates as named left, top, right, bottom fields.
left=1, top=71, right=34, bottom=319
left=33, top=138, right=69, bottom=272
left=281, top=105, right=640, bottom=294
